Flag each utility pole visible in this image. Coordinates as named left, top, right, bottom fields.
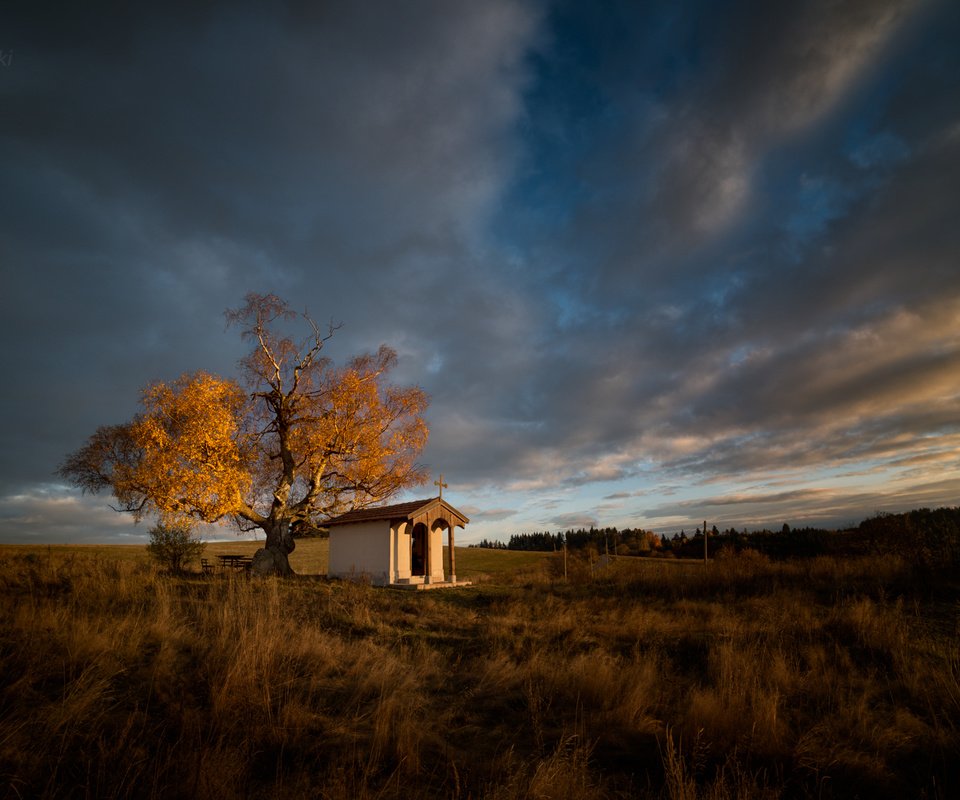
left=704, top=519, right=709, bottom=565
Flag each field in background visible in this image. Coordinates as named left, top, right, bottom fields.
left=0, top=540, right=551, bottom=581
left=0, top=545, right=957, bottom=799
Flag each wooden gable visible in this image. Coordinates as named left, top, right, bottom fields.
left=326, top=497, right=470, bottom=529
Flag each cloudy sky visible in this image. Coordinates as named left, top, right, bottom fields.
left=2, top=0, right=958, bottom=545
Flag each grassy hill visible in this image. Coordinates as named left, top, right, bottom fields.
left=0, top=540, right=552, bottom=581
left=0, top=545, right=956, bottom=798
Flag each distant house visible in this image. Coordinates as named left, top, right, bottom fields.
left=325, top=497, right=470, bottom=586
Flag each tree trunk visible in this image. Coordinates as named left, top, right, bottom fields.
left=250, top=519, right=296, bottom=576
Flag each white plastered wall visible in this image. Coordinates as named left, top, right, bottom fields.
left=328, top=520, right=390, bottom=584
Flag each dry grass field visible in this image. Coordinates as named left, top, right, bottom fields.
left=0, top=543, right=957, bottom=799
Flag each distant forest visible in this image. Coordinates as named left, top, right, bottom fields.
left=471, top=506, right=960, bottom=570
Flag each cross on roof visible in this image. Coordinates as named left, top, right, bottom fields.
left=434, top=474, right=448, bottom=499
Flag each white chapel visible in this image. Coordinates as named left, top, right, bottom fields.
left=325, top=496, right=470, bottom=587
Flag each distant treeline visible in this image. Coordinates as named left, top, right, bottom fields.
left=471, top=507, right=960, bottom=571
left=473, top=527, right=664, bottom=555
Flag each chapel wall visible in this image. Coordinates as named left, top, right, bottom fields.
left=328, top=520, right=390, bottom=584
left=429, top=526, right=445, bottom=581
left=393, top=521, right=411, bottom=581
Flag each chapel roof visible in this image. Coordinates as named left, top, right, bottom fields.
left=325, top=497, right=469, bottom=527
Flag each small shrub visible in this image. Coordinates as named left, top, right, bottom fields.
left=146, top=521, right=204, bottom=573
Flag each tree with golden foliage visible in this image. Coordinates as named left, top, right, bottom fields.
left=59, top=293, right=429, bottom=575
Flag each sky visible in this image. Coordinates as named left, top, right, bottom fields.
left=1, top=0, right=959, bottom=545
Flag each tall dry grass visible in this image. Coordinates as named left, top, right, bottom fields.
left=0, top=548, right=957, bottom=798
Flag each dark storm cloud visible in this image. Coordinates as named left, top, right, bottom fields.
left=455, top=0, right=960, bottom=497
left=2, top=0, right=957, bottom=543
left=1, top=1, right=540, bottom=497
left=511, top=0, right=921, bottom=301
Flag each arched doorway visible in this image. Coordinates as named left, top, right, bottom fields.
left=411, top=522, right=427, bottom=576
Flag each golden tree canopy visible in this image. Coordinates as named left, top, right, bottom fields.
left=59, top=294, right=429, bottom=567
left=126, top=372, right=250, bottom=523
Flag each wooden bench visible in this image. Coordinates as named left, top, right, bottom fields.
left=217, top=555, right=253, bottom=572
